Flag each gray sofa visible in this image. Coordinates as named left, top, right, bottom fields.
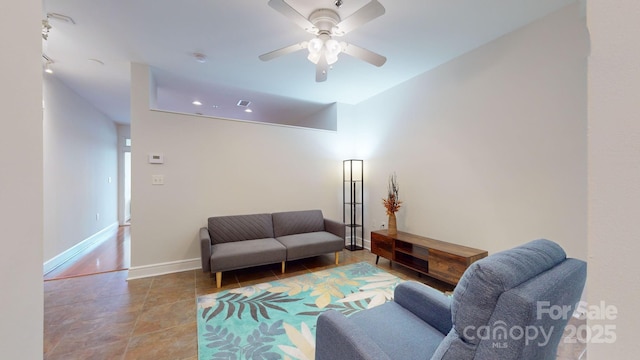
left=200, top=209, right=345, bottom=288
left=315, top=239, right=587, bottom=360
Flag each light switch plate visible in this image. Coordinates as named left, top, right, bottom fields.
left=152, top=175, right=164, bottom=185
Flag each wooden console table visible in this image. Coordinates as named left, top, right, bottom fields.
left=371, top=229, right=488, bottom=285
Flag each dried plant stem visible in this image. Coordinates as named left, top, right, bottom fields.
left=382, top=173, right=402, bottom=215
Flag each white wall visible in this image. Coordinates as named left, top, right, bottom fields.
left=3, top=0, right=634, bottom=358
left=0, top=0, right=44, bottom=357
left=587, top=0, right=640, bottom=357
left=43, top=76, right=119, bottom=263
left=128, top=4, right=588, bottom=276
left=351, top=3, right=588, bottom=259
left=130, top=63, right=344, bottom=276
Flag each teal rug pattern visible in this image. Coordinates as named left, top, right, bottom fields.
left=197, top=262, right=403, bottom=360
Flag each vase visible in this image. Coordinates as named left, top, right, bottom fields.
left=388, top=213, right=397, bottom=235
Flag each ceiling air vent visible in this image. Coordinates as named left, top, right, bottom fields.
left=236, top=100, right=251, bottom=107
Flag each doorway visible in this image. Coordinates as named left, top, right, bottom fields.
left=118, top=134, right=131, bottom=226
left=124, top=150, right=131, bottom=224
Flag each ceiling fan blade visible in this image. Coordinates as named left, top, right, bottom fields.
left=316, top=54, right=328, bottom=82
left=334, top=0, right=385, bottom=35
left=259, top=42, right=307, bottom=61
left=268, top=0, right=317, bottom=33
left=341, top=42, right=387, bottom=67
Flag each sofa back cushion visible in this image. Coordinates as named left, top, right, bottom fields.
left=272, top=210, right=325, bottom=237
left=208, top=213, right=274, bottom=244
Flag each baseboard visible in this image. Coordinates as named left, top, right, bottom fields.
left=344, top=237, right=371, bottom=250
left=43, top=222, right=120, bottom=275
left=127, top=258, right=202, bottom=280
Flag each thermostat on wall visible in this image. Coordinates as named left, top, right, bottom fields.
left=148, top=153, right=164, bottom=164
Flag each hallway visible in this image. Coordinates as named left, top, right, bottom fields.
left=44, top=225, right=130, bottom=281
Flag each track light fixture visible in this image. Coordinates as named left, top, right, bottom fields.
left=44, top=61, right=53, bottom=74
left=42, top=19, right=51, bottom=40
left=42, top=54, right=54, bottom=74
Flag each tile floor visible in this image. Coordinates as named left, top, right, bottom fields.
left=43, top=249, right=585, bottom=359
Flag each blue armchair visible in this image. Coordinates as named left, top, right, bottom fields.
left=315, top=239, right=586, bottom=360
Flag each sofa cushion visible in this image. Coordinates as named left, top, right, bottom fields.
left=272, top=210, right=325, bottom=237
left=208, top=214, right=274, bottom=244
left=276, top=231, right=344, bottom=260
left=349, top=301, right=445, bottom=359
left=210, top=238, right=286, bottom=272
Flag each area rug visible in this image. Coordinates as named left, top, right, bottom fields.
left=196, top=262, right=403, bottom=360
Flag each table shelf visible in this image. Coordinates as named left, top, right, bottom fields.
left=370, top=229, right=488, bottom=285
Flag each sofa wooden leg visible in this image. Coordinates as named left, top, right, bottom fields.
left=216, top=272, right=222, bottom=288
left=335, top=251, right=339, bottom=265
left=281, top=261, right=286, bottom=273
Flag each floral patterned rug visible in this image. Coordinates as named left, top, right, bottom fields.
left=196, top=262, right=403, bottom=360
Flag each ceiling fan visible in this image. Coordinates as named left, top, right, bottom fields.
left=259, top=0, right=387, bottom=82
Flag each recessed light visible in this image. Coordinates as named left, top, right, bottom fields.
left=244, top=109, right=253, bottom=113
left=192, top=100, right=202, bottom=106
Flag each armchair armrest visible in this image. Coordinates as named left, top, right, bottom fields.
left=199, top=227, right=212, bottom=273
left=316, top=310, right=391, bottom=360
left=324, top=218, right=346, bottom=239
left=394, top=281, right=452, bottom=335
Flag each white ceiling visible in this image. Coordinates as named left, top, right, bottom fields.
left=42, top=0, right=576, bottom=125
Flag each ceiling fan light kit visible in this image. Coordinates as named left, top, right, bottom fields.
left=260, top=0, right=387, bottom=82
left=307, top=35, right=341, bottom=65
